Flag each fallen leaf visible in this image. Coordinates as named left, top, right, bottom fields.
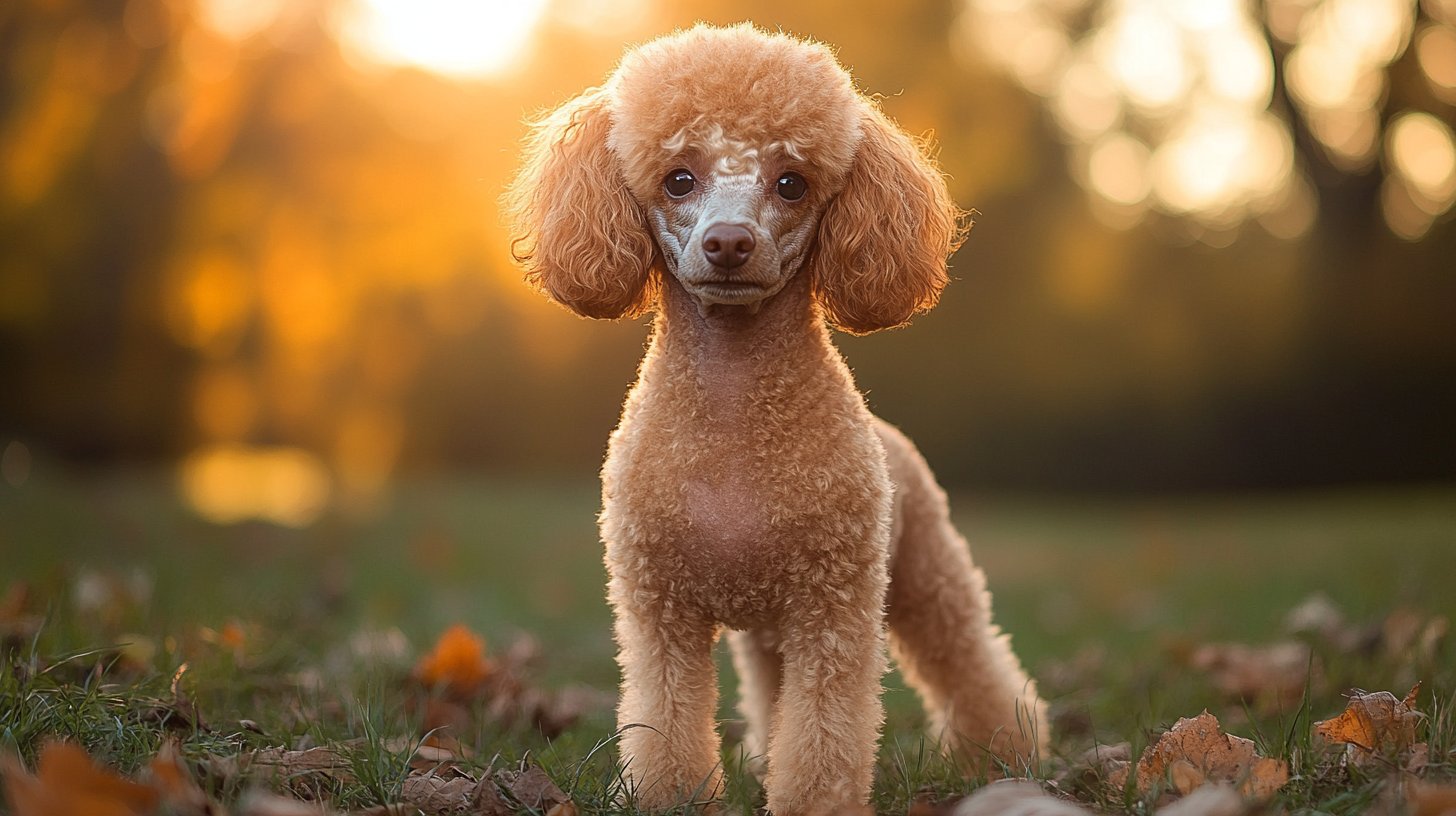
left=950, top=780, right=1091, bottom=815
left=414, top=624, right=493, bottom=694
left=1190, top=641, right=1316, bottom=711
left=419, top=731, right=468, bottom=757
left=405, top=744, right=460, bottom=773
left=470, top=777, right=515, bottom=816
left=148, top=741, right=217, bottom=816
left=356, top=771, right=479, bottom=815
left=210, top=746, right=355, bottom=792
left=497, top=764, right=569, bottom=811
left=1, top=741, right=159, bottom=816
left=1314, top=683, right=1423, bottom=754
left=1126, top=711, right=1288, bottom=799
left=1061, top=742, right=1131, bottom=796
left=370, top=737, right=466, bottom=773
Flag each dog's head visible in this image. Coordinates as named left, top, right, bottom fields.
left=505, top=23, right=965, bottom=334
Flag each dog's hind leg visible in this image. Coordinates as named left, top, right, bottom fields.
left=876, top=421, right=1048, bottom=774
left=728, top=627, right=781, bottom=778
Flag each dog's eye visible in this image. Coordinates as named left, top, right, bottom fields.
left=776, top=172, right=808, bottom=201
left=663, top=169, right=696, bottom=198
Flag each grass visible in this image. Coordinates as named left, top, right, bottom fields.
left=1, top=467, right=1454, bottom=813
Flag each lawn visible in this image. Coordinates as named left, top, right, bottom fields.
left=2, top=468, right=1453, bottom=813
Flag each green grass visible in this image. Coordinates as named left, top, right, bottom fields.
left=2, top=468, right=1454, bottom=813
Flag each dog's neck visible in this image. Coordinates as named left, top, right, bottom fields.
left=652, top=272, right=837, bottom=406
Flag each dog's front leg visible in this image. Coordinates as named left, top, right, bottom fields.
left=764, top=568, right=888, bottom=816
left=610, top=582, right=723, bottom=810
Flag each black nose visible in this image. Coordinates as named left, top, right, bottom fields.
left=702, top=224, right=755, bottom=269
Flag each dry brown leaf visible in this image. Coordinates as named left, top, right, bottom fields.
left=1314, top=683, right=1423, bottom=754
left=1062, top=742, right=1131, bottom=797
left=406, top=630, right=604, bottom=744
left=497, top=765, right=569, bottom=811
left=1129, top=711, right=1289, bottom=799
left=364, top=737, right=466, bottom=773
left=148, top=741, right=218, bottom=816
left=470, top=777, right=515, bottom=816
left=210, top=746, right=355, bottom=791
left=950, top=780, right=1092, bottom=815
left=1190, top=641, right=1315, bottom=711
left=405, top=744, right=460, bottom=773
left=1407, top=781, right=1456, bottom=816
left=1, top=741, right=160, bottom=816
left=356, top=772, right=479, bottom=815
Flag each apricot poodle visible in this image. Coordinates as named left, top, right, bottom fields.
left=506, top=23, right=1047, bottom=815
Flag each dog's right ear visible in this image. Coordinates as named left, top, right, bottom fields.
left=504, top=88, right=657, bottom=319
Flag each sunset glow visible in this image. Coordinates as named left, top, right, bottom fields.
left=960, top=0, right=1456, bottom=241
left=960, top=0, right=1299, bottom=237
left=333, top=0, right=549, bottom=78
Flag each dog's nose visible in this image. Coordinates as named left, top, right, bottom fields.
left=702, top=224, right=755, bottom=269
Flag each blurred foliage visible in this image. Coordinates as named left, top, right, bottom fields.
left=1, top=0, right=1454, bottom=518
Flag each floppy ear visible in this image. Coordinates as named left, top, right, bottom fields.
left=809, top=104, right=968, bottom=334
left=504, top=88, right=657, bottom=319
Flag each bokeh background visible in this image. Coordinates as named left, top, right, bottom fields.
left=2, top=0, right=1455, bottom=743
left=3, top=0, right=1456, bottom=520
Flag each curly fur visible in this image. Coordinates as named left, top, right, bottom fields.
left=505, top=89, right=658, bottom=319
left=809, top=106, right=966, bottom=334
left=507, top=23, right=1047, bottom=816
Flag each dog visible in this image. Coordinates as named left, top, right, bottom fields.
left=506, top=23, right=1047, bottom=815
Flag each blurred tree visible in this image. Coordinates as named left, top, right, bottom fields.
left=0, top=0, right=1452, bottom=505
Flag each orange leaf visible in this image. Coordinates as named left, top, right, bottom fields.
left=148, top=741, right=213, bottom=814
left=219, top=621, right=247, bottom=651
left=1, top=741, right=159, bottom=816
left=414, top=624, right=493, bottom=692
left=1314, top=683, right=1423, bottom=754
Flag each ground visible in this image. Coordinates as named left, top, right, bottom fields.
left=1, top=471, right=1453, bottom=813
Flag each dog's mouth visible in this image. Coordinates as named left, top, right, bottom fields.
left=690, top=279, right=770, bottom=304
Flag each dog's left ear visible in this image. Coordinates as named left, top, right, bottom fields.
left=809, top=105, right=967, bottom=335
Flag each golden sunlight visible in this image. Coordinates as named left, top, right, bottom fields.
left=959, top=0, right=1299, bottom=237
left=332, top=0, right=549, bottom=79
left=179, top=444, right=332, bottom=527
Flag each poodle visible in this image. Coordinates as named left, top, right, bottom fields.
left=506, top=23, right=1047, bottom=815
